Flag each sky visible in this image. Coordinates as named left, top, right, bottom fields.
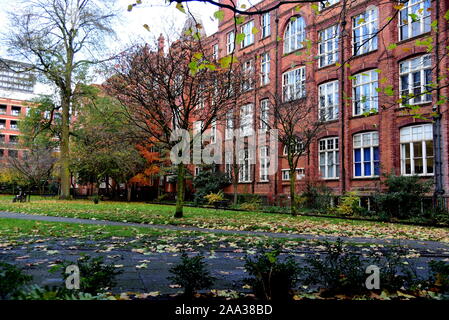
left=0, top=0, right=219, bottom=93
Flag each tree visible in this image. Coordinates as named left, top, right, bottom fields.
left=106, top=37, right=239, bottom=218
left=264, top=93, right=324, bottom=215
left=2, top=0, right=116, bottom=199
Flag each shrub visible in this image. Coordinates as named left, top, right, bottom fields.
left=244, top=249, right=300, bottom=301
left=0, top=262, right=32, bottom=300
left=168, top=253, right=215, bottom=298
left=335, top=192, right=362, bottom=217
left=428, top=260, right=449, bottom=294
left=193, top=166, right=230, bottom=205
left=204, top=191, right=224, bottom=205
left=301, top=181, right=333, bottom=212
left=301, top=239, right=366, bottom=295
left=59, top=255, right=122, bottom=294
left=238, top=194, right=263, bottom=211
left=373, top=174, right=432, bottom=220
left=15, top=285, right=109, bottom=300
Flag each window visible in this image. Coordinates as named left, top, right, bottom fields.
left=225, top=111, right=234, bottom=140
left=353, top=70, right=378, bottom=116
left=242, top=60, right=254, bottom=91
left=10, top=121, right=18, bottom=130
left=9, top=135, right=19, bottom=145
left=260, top=53, right=270, bottom=85
left=0, top=135, right=4, bottom=143
left=320, top=0, right=340, bottom=10
left=284, top=16, right=306, bottom=54
left=353, top=7, right=378, bottom=55
left=212, top=43, right=219, bottom=60
left=0, top=105, right=6, bottom=115
left=319, top=137, right=339, bottom=179
left=399, top=55, right=432, bottom=105
left=260, top=99, right=269, bottom=131
left=281, top=168, right=305, bottom=181
left=259, top=146, right=270, bottom=181
left=283, top=141, right=303, bottom=156
left=261, top=12, right=271, bottom=38
left=400, top=124, right=433, bottom=176
left=194, top=166, right=201, bottom=176
left=282, top=67, right=306, bottom=101
left=0, top=149, right=3, bottom=158
left=8, top=150, right=18, bottom=158
left=193, top=121, right=203, bottom=143
left=226, top=31, right=235, bottom=54
left=210, top=119, right=217, bottom=144
left=0, top=120, right=5, bottom=129
left=319, top=80, right=339, bottom=121
left=239, top=148, right=253, bottom=182
left=225, top=151, right=232, bottom=177
left=399, top=0, right=431, bottom=41
left=353, top=132, right=380, bottom=177
left=318, top=25, right=339, bottom=68
left=240, top=104, right=253, bottom=136
left=241, top=20, right=255, bottom=47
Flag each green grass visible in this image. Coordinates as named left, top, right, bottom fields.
left=0, top=195, right=448, bottom=242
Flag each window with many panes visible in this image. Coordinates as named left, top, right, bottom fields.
left=242, top=60, right=254, bottom=91
left=225, top=111, right=234, bottom=140
left=353, top=132, right=380, bottom=178
left=210, top=119, right=217, bottom=144
left=240, top=104, right=253, bottom=137
left=261, top=12, right=271, bottom=38
left=399, top=55, right=432, bottom=106
left=239, top=148, right=253, bottom=182
left=318, top=25, right=339, bottom=68
left=241, top=20, right=255, bottom=47
left=353, top=7, right=378, bottom=55
left=260, top=99, right=269, bottom=131
left=260, top=52, right=270, bottom=85
left=399, top=0, right=431, bottom=41
left=281, top=168, right=305, bottom=181
left=259, top=146, right=270, bottom=181
left=284, top=16, right=306, bottom=54
left=319, top=80, right=339, bottom=121
left=226, top=31, right=235, bottom=54
left=282, top=67, right=306, bottom=101
left=225, top=151, right=232, bottom=177
left=353, top=70, right=378, bottom=116
left=212, top=43, right=219, bottom=60
left=319, top=137, right=339, bottom=179
left=400, top=124, right=433, bottom=176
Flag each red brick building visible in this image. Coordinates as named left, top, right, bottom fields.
left=196, top=0, right=449, bottom=205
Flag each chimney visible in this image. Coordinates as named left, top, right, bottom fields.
left=158, top=34, right=165, bottom=54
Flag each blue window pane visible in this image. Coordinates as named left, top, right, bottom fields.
left=374, top=161, right=380, bottom=175
left=355, top=163, right=361, bottom=176
left=364, top=162, right=371, bottom=176
left=364, top=148, right=371, bottom=161
left=354, top=149, right=361, bottom=162
left=373, top=147, right=379, bottom=160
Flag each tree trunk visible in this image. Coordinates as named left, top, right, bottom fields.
left=174, top=163, right=186, bottom=218
left=59, top=87, right=71, bottom=199
left=290, top=168, right=297, bottom=216
left=232, top=163, right=239, bottom=206
left=126, top=183, right=132, bottom=202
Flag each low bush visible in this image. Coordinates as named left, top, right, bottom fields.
left=15, top=285, right=109, bottom=300
left=193, top=166, right=230, bottom=205
left=58, top=255, right=122, bottom=294
left=427, top=260, right=449, bottom=294
left=335, top=192, right=363, bottom=217
left=204, top=191, right=224, bottom=205
left=301, top=181, right=333, bottom=212
left=244, top=248, right=300, bottom=301
left=0, top=262, right=32, bottom=299
left=168, top=253, right=215, bottom=298
left=239, top=195, right=263, bottom=211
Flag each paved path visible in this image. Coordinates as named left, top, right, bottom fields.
left=1, top=211, right=449, bottom=251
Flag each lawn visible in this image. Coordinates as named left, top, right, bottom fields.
left=0, top=195, right=448, bottom=242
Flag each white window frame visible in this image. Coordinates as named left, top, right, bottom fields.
left=261, top=12, right=271, bottom=38
left=352, top=7, right=378, bottom=55
left=400, top=124, right=434, bottom=176
left=225, top=110, right=234, bottom=140
left=240, top=103, right=253, bottom=137
left=242, top=60, right=254, bottom=91
left=284, top=16, right=306, bottom=54
left=260, top=52, right=270, bottom=86
left=399, top=54, right=432, bottom=106
left=282, top=67, right=306, bottom=102
left=239, top=148, right=253, bottom=182
left=319, top=80, right=339, bottom=121
left=353, top=131, right=380, bottom=178
left=319, top=0, right=340, bottom=10
left=352, top=70, right=379, bottom=116
left=225, top=151, right=233, bottom=177
left=398, top=0, right=431, bottom=41
left=210, top=119, right=217, bottom=144
left=226, top=31, right=235, bottom=54
left=259, top=99, right=269, bottom=131
left=281, top=168, right=305, bottom=181
left=319, top=137, right=339, bottom=179
left=212, top=43, right=219, bottom=60
left=318, top=25, right=339, bottom=68
left=241, top=20, right=255, bottom=48
left=259, top=146, right=270, bottom=182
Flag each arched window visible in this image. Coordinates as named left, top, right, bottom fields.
left=284, top=16, right=306, bottom=54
